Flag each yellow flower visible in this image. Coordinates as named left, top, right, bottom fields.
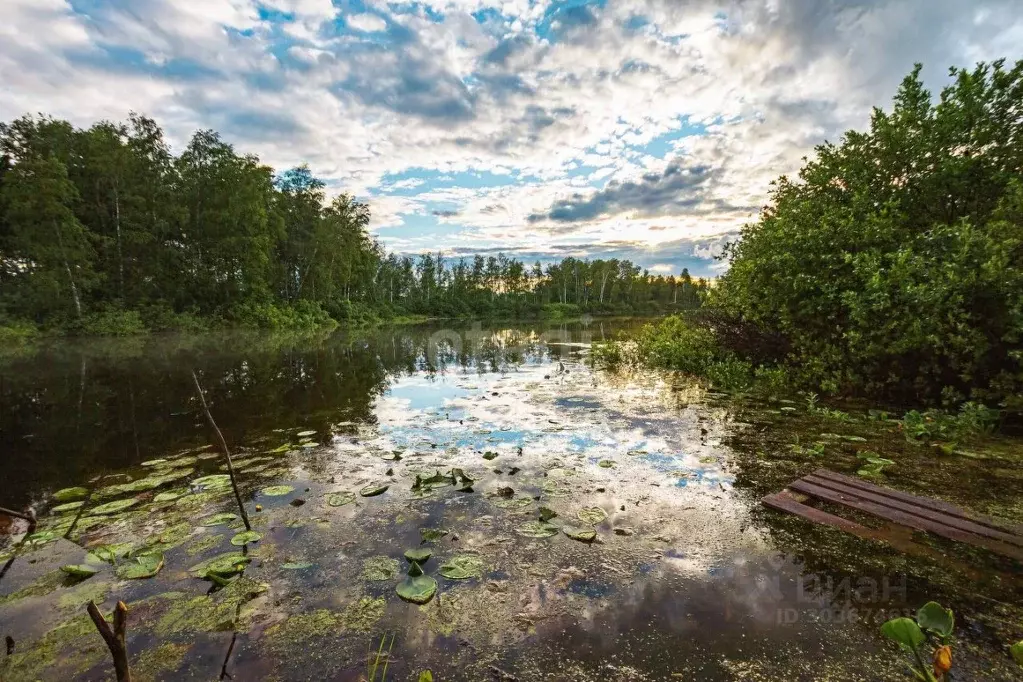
left=933, top=645, right=952, bottom=677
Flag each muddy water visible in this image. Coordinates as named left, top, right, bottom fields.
left=0, top=322, right=1020, bottom=681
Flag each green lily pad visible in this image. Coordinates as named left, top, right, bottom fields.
left=598, top=460, right=614, bottom=468
left=539, top=507, right=558, bottom=522
left=396, top=562, right=437, bottom=604
left=359, top=484, right=388, bottom=497
left=916, top=602, right=954, bottom=637
left=563, top=526, right=597, bottom=542
left=439, top=554, right=485, bottom=580
left=192, top=474, right=233, bottom=491
left=404, top=548, right=433, bottom=564
left=116, top=552, right=165, bottom=579
left=51, top=501, right=85, bottom=513
left=326, top=492, right=356, bottom=507
left=419, top=528, right=448, bottom=542
left=141, top=458, right=168, bottom=467
left=201, top=513, right=239, bottom=527
left=54, top=487, right=89, bottom=502
left=154, top=488, right=190, bottom=503
left=89, top=498, right=139, bottom=516
left=189, top=552, right=251, bottom=579
left=577, top=507, right=608, bottom=525
left=880, top=617, right=925, bottom=650
left=86, top=543, right=134, bottom=564
left=300, top=442, right=319, bottom=448
left=516, top=521, right=559, bottom=538
left=261, top=485, right=295, bottom=497
left=270, top=443, right=293, bottom=454
left=360, top=556, right=400, bottom=581
left=230, top=531, right=262, bottom=546
left=493, top=496, right=532, bottom=509
left=282, top=562, right=315, bottom=570
left=296, top=430, right=317, bottom=438
left=61, top=564, right=100, bottom=578
left=482, top=451, right=498, bottom=461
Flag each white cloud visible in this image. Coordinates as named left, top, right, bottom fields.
left=346, top=13, right=388, bottom=33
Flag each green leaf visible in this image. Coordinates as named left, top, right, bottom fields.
left=563, top=526, right=597, bottom=542
left=189, top=552, right=251, bottom=578
left=539, top=506, right=558, bottom=522
left=88, top=498, right=139, bottom=516
left=53, top=486, right=89, bottom=502
left=296, top=430, right=316, bottom=437
left=515, top=521, right=559, bottom=538
left=1010, top=640, right=1023, bottom=666
left=396, top=562, right=437, bottom=604
left=598, top=459, right=614, bottom=468
left=359, top=483, right=389, bottom=497
left=326, top=491, right=356, bottom=507
left=51, top=501, right=85, bottom=513
left=282, top=562, right=315, bottom=570
left=881, top=617, right=926, bottom=650
left=153, top=488, right=190, bottom=503
left=577, top=506, right=608, bottom=525
left=115, top=552, right=164, bottom=579
left=404, top=548, right=433, bottom=564
left=192, top=474, right=233, bottom=490
left=418, top=672, right=434, bottom=682
left=230, top=531, right=262, bottom=546
left=261, top=485, right=295, bottom=497
left=916, top=601, right=954, bottom=637
left=438, top=554, right=485, bottom=580
left=61, top=564, right=99, bottom=578
left=419, top=528, right=448, bottom=542
left=201, top=512, right=239, bottom=527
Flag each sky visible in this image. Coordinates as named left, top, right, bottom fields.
left=2, top=1, right=1022, bottom=278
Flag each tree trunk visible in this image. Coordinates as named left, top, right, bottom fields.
left=53, top=220, right=82, bottom=319
left=114, top=184, right=124, bottom=300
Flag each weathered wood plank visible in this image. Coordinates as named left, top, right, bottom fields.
left=812, top=468, right=1022, bottom=536
left=803, top=474, right=1023, bottom=548
left=762, top=491, right=872, bottom=537
left=789, top=478, right=1023, bottom=562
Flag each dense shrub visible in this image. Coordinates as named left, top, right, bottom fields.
left=715, top=60, right=1023, bottom=406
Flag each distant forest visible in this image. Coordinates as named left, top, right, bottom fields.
left=0, top=114, right=708, bottom=336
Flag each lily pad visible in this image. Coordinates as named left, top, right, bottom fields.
left=494, top=496, right=532, bottom=509
left=539, top=507, right=558, bottom=522
left=201, top=512, right=239, bottom=527
left=261, top=485, right=295, bottom=497
left=396, top=562, right=437, bottom=604
left=300, top=442, right=319, bottom=448
left=361, top=556, right=400, bottom=581
left=61, top=564, right=100, bottom=578
left=154, top=488, right=190, bottom=503
left=230, top=531, right=262, bottom=546
left=563, top=526, right=597, bottom=542
left=419, top=528, right=448, bottom=542
left=141, top=458, right=169, bottom=467
left=190, top=552, right=251, bottom=579
left=51, top=501, right=85, bottom=513
left=192, top=474, right=233, bottom=491
left=54, top=487, right=89, bottom=502
left=359, top=484, right=389, bottom=497
left=282, top=562, right=315, bottom=570
left=439, top=554, right=485, bottom=580
left=482, top=451, right=498, bottom=461
left=404, top=548, right=433, bottom=564
left=598, top=460, right=614, bottom=468
left=516, top=521, right=559, bottom=538
left=88, top=498, right=139, bottom=516
left=577, top=507, right=608, bottom=525
left=116, top=552, right=165, bottom=579
left=325, top=492, right=356, bottom=507
left=86, top=543, right=134, bottom=564
left=296, top=430, right=317, bottom=438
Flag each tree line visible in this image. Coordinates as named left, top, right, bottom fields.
left=0, top=114, right=707, bottom=336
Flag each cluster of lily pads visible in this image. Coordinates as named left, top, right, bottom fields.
left=365, top=546, right=487, bottom=606
left=514, top=504, right=607, bottom=542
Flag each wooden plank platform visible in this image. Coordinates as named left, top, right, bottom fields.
left=763, top=469, right=1023, bottom=562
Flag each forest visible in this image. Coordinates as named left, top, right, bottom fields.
left=0, top=114, right=707, bottom=338
left=601, top=59, right=1023, bottom=408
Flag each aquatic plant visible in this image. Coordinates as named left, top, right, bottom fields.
left=881, top=601, right=955, bottom=681
left=856, top=451, right=895, bottom=478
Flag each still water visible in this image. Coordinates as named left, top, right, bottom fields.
left=0, top=321, right=1019, bottom=680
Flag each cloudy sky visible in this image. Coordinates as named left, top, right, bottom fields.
left=3, top=1, right=1022, bottom=277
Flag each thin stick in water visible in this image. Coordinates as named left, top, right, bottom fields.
left=87, top=600, right=131, bottom=682
left=191, top=370, right=251, bottom=531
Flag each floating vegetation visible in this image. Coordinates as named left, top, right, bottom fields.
left=438, top=554, right=485, bottom=580
left=115, top=552, right=165, bottom=579
left=598, top=459, right=614, bottom=468
left=230, top=531, right=262, bottom=546
left=60, top=564, right=99, bottom=579
left=296, top=430, right=317, bottom=438
left=361, top=556, right=401, bottom=581
left=577, top=507, right=608, bottom=525
left=360, top=483, right=389, bottom=497
left=493, top=496, right=532, bottom=509
left=282, top=561, right=315, bottom=570
left=53, top=486, right=89, bottom=502
left=154, top=487, right=190, bottom=503
left=261, top=485, right=296, bottom=497
left=50, top=501, right=85, bottom=513
left=87, top=543, right=133, bottom=564
left=192, top=474, right=233, bottom=491
left=404, top=548, right=432, bottom=564
left=482, top=451, right=498, bottom=460
left=326, top=491, right=356, bottom=507
left=516, top=521, right=559, bottom=538
left=141, top=458, right=169, bottom=467
left=201, top=512, right=239, bottom=527
left=419, top=528, right=448, bottom=543
left=539, top=506, right=558, bottom=522
left=396, top=561, right=437, bottom=604
left=563, top=526, right=597, bottom=542
left=189, top=552, right=252, bottom=579
left=88, top=498, right=139, bottom=516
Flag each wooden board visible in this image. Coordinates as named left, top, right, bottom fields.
left=763, top=469, right=1023, bottom=562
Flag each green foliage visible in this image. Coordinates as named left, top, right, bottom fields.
left=900, top=403, right=999, bottom=444
left=856, top=451, right=895, bottom=478
left=716, top=59, right=1023, bottom=405
left=881, top=601, right=956, bottom=682
left=76, top=308, right=147, bottom=336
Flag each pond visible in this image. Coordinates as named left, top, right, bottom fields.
left=0, top=321, right=1021, bottom=681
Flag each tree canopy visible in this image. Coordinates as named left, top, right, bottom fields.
left=716, top=59, right=1023, bottom=405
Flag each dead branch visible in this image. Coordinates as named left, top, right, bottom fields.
left=87, top=600, right=131, bottom=682
left=191, top=370, right=251, bottom=531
